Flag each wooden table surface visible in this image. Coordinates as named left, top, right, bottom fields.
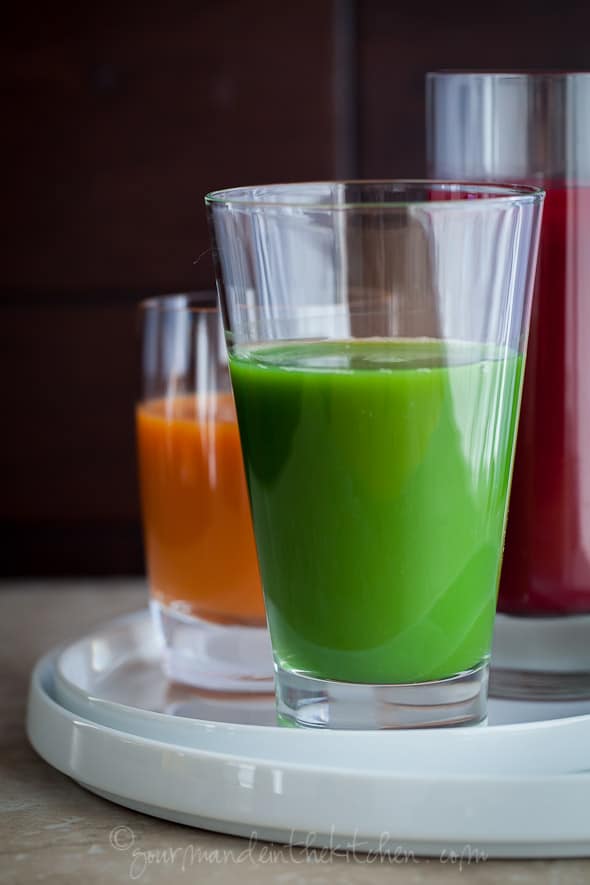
left=1, top=580, right=589, bottom=884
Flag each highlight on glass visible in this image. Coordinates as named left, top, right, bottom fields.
left=206, top=181, right=544, bottom=728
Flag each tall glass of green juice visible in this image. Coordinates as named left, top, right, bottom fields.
left=206, top=181, right=544, bottom=729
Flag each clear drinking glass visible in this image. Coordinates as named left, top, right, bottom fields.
left=428, top=72, right=590, bottom=699
left=136, top=293, right=273, bottom=691
left=206, top=181, right=543, bottom=728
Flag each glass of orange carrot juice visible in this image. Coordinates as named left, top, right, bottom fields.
left=136, top=293, right=273, bottom=691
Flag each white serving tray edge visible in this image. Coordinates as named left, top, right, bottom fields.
left=27, top=643, right=590, bottom=858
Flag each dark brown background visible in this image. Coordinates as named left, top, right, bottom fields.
left=3, top=0, right=589, bottom=575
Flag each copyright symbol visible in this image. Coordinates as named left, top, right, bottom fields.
left=110, top=825, right=135, bottom=851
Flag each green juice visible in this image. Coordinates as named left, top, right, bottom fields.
left=230, top=339, right=523, bottom=684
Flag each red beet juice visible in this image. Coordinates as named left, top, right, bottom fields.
left=499, top=186, right=590, bottom=613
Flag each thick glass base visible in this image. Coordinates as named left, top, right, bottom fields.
left=275, top=663, right=488, bottom=729
left=491, top=613, right=590, bottom=700
left=489, top=667, right=590, bottom=701
left=151, top=601, right=274, bottom=693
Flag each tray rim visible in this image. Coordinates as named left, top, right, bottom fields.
left=27, top=649, right=590, bottom=857
left=56, top=608, right=590, bottom=738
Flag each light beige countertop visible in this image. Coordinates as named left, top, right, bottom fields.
left=1, top=580, right=589, bottom=884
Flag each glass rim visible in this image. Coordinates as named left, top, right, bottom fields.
left=139, top=291, right=218, bottom=314
left=204, top=179, right=544, bottom=211
left=428, top=69, right=590, bottom=80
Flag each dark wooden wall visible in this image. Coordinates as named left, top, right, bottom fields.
left=3, top=0, right=590, bottom=575
left=358, top=1, right=590, bottom=177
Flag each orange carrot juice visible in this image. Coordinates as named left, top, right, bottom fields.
left=136, top=393, right=265, bottom=625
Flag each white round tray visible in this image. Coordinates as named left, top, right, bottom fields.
left=27, top=611, right=590, bottom=858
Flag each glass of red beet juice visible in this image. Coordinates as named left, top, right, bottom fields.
left=428, top=71, right=590, bottom=699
